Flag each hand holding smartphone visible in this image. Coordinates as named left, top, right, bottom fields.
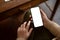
left=30, top=7, right=43, bottom=27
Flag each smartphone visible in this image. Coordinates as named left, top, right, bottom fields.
left=30, top=7, right=43, bottom=27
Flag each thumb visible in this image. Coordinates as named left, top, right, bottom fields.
left=40, top=9, right=50, bottom=22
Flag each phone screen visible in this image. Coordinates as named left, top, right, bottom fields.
left=31, top=7, right=43, bottom=27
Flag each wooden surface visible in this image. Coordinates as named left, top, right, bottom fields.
left=0, top=0, right=30, bottom=13
left=0, top=0, right=47, bottom=13
left=0, top=0, right=47, bottom=21
left=19, top=0, right=47, bottom=10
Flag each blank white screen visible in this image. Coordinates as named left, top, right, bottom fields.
left=31, top=7, right=43, bottom=27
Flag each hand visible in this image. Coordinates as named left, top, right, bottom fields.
left=40, top=9, right=60, bottom=38
left=17, top=21, right=33, bottom=40
left=40, top=9, right=52, bottom=27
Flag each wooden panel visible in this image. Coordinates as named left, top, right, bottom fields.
left=19, top=0, right=47, bottom=11
left=0, top=0, right=47, bottom=13
left=0, top=0, right=4, bottom=4
left=0, top=0, right=30, bottom=13
left=0, top=0, right=47, bottom=21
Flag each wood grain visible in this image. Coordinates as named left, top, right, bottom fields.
left=0, top=0, right=30, bottom=13
left=0, top=0, right=47, bottom=21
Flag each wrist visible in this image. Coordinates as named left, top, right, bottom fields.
left=16, top=38, right=27, bottom=40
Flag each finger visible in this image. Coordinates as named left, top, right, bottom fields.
left=21, top=24, right=24, bottom=28
left=31, top=18, right=33, bottom=21
left=29, top=15, right=32, bottom=21
left=21, top=22, right=27, bottom=28
left=40, top=9, right=49, bottom=21
left=23, top=22, right=27, bottom=28
left=26, top=21, right=31, bottom=30
left=20, top=24, right=22, bottom=28
left=40, top=9, right=47, bottom=18
left=29, top=28, right=33, bottom=35
left=18, top=25, right=22, bottom=32
left=29, top=15, right=32, bottom=18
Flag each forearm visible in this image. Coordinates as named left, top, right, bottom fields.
left=41, top=9, right=60, bottom=38
left=45, top=21, right=60, bottom=38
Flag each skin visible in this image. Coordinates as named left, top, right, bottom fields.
left=40, top=9, right=60, bottom=38
left=17, top=21, right=33, bottom=40
left=17, top=9, right=60, bottom=40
